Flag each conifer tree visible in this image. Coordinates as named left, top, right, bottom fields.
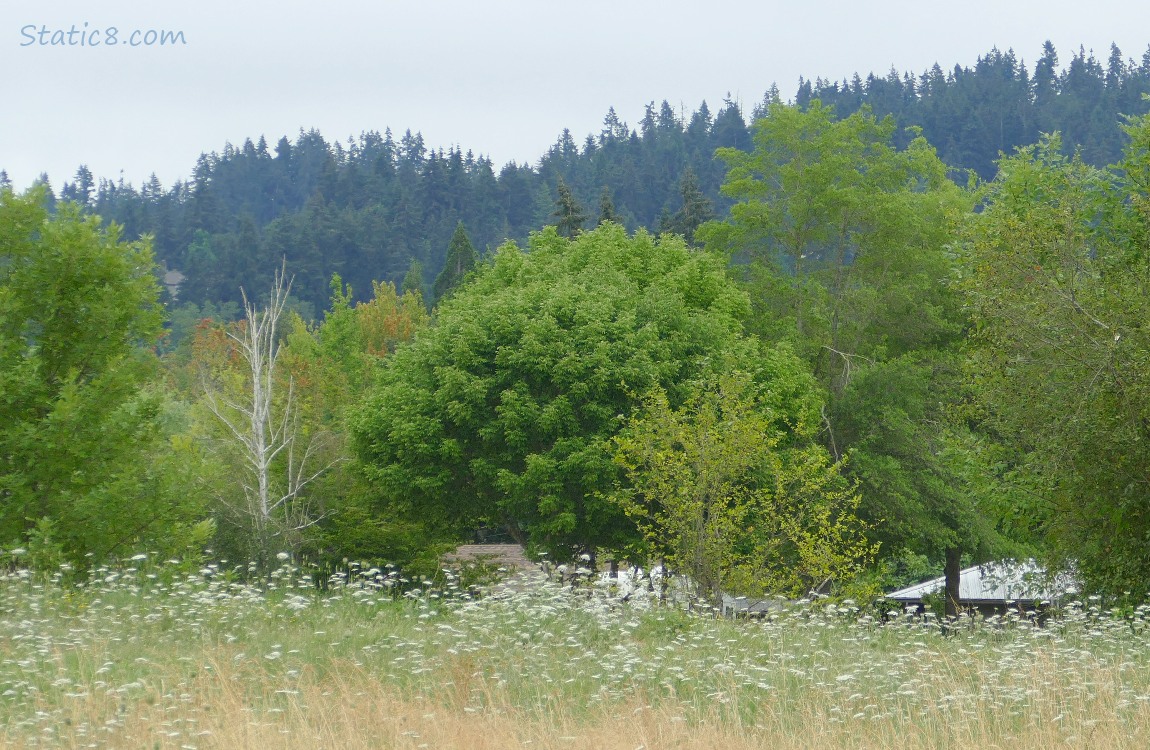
left=401, top=257, right=426, bottom=303
left=597, top=186, right=620, bottom=225
left=660, top=168, right=715, bottom=245
left=72, top=165, right=94, bottom=207
left=432, top=221, right=478, bottom=303
left=552, top=177, right=587, bottom=238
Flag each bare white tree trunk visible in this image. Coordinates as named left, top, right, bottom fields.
left=203, top=262, right=334, bottom=561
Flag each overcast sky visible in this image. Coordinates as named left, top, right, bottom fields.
left=4, top=1, right=1150, bottom=191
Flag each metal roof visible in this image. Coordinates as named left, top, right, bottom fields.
left=886, top=559, right=1077, bottom=603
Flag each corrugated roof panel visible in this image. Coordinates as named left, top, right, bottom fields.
left=887, top=560, right=1077, bottom=602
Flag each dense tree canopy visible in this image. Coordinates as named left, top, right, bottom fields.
left=11, top=41, right=1150, bottom=600
left=613, top=369, right=873, bottom=604
left=700, top=102, right=1002, bottom=605
left=352, top=223, right=795, bottom=560
left=962, top=125, right=1150, bottom=597
left=0, top=189, right=200, bottom=566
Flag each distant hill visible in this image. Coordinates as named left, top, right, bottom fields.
left=29, top=40, right=1150, bottom=314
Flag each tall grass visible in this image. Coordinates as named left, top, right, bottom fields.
left=2, top=558, right=1150, bottom=748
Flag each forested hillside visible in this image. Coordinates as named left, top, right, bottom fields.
left=801, top=43, right=1150, bottom=177
left=6, top=42, right=1148, bottom=318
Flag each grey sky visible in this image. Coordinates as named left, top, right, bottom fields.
left=3, top=0, right=1150, bottom=191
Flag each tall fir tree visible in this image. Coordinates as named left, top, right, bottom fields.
left=660, top=168, right=715, bottom=245
left=432, top=221, right=478, bottom=303
left=552, top=178, right=587, bottom=238
left=401, top=257, right=427, bottom=304
left=597, top=186, right=620, bottom=225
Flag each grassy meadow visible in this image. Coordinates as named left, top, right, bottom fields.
left=2, top=559, right=1150, bottom=749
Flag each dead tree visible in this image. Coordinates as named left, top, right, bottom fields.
left=202, top=263, right=336, bottom=566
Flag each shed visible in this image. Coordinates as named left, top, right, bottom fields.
left=886, top=559, right=1077, bottom=616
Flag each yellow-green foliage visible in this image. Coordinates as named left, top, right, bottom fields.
left=613, top=368, right=876, bottom=604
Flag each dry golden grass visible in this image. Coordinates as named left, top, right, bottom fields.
left=6, top=648, right=1150, bottom=750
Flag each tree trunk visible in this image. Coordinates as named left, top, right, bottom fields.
left=944, top=547, right=962, bottom=619
left=202, top=261, right=335, bottom=572
left=503, top=517, right=527, bottom=547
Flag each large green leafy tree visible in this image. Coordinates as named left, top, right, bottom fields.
left=352, top=223, right=762, bottom=561
left=701, top=101, right=967, bottom=376
left=962, top=128, right=1150, bottom=598
left=700, top=102, right=1001, bottom=606
left=0, top=189, right=194, bottom=565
